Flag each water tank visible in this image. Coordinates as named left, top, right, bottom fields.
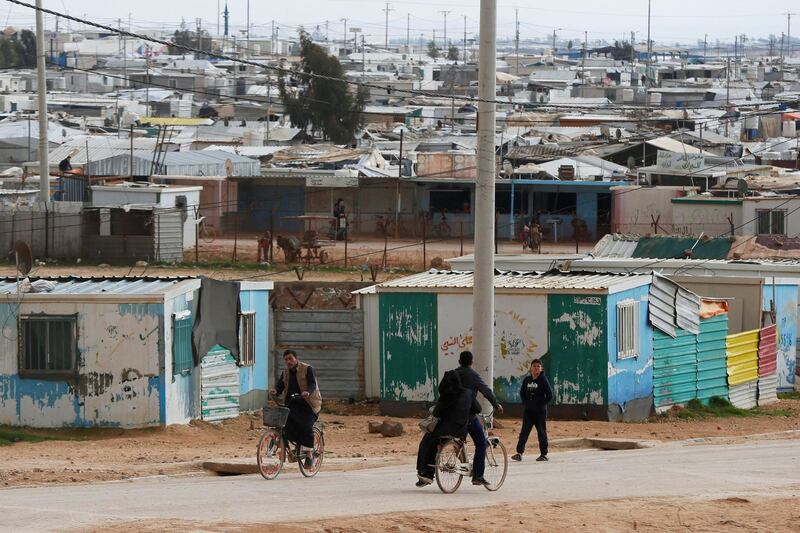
left=782, top=120, right=797, bottom=138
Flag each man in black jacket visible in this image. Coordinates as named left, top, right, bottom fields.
left=454, top=351, right=503, bottom=486
left=512, top=358, right=553, bottom=462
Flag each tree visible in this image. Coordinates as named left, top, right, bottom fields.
left=169, top=29, right=213, bottom=58
left=427, top=41, right=440, bottom=60
left=447, top=45, right=459, bottom=61
left=611, top=40, right=634, bottom=61
left=278, top=31, right=367, bottom=144
left=15, top=30, right=36, bottom=67
left=0, top=39, right=18, bottom=69
left=567, top=40, right=573, bottom=50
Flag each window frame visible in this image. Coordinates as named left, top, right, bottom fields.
left=756, top=208, right=787, bottom=235
left=239, top=311, right=256, bottom=367
left=616, top=299, right=640, bottom=360
left=18, top=314, right=79, bottom=379
left=172, top=310, right=194, bottom=375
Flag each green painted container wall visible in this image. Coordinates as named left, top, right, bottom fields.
left=696, top=315, right=729, bottom=402
left=653, top=328, right=697, bottom=408
left=379, top=293, right=438, bottom=402
left=547, top=294, right=607, bottom=405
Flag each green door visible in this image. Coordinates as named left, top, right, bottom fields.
left=379, top=293, right=438, bottom=402
left=547, top=294, right=607, bottom=405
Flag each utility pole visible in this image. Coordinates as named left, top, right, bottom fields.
left=341, top=18, right=348, bottom=52
left=217, top=0, right=220, bottom=36
left=583, top=31, right=588, bottom=74
left=246, top=0, right=250, bottom=55
left=552, top=29, right=557, bottom=52
left=35, top=0, right=49, bottom=202
left=362, top=34, right=366, bottom=79
left=703, top=33, right=707, bottom=63
left=463, top=15, right=468, bottom=63
left=788, top=12, right=794, bottom=60
left=383, top=2, right=393, bottom=49
left=440, top=10, right=451, bottom=51
left=407, top=14, right=410, bottom=49
left=474, top=0, right=496, bottom=398
left=325, top=20, right=329, bottom=41
left=645, top=0, right=652, bottom=88
left=725, top=56, right=730, bottom=137
left=780, top=32, right=785, bottom=79
left=514, top=9, right=519, bottom=75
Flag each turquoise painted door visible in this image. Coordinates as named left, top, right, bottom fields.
left=547, top=295, right=607, bottom=405
left=379, top=293, right=438, bottom=402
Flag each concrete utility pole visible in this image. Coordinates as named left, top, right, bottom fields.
left=788, top=13, right=794, bottom=59
left=473, top=0, right=496, bottom=397
left=645, top=0, right=652, bottom=88
left=552, top=28, right=557, bottom=52
left=246, top=0, right=250, bottom=54
left=703, top=34, right=707, bottom=63
left=35, top=0, right=49, bottom=201
left=217, top=0, right=220, bottom=36
left=780, top=32, right=785, bottom=79
left=463, top=15, right=468, bottom=62
left=440, top=10, right=451, bottom=51
left=514, top=9, right=519, bottom=75
left=583, top=31, right=588, bottom=74
left=383, top=2, right=393, bottom=49
left=407, top=14, right=410, bottom=48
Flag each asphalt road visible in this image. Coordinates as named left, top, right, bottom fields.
left=1, top=440, right=798, bottom=531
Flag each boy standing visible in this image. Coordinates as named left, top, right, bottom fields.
left=512, top=359, right=553, bottom=462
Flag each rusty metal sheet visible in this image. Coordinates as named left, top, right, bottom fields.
left=758, top=324, right=778, bottom=377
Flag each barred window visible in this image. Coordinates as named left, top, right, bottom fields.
left=19, top=315, right=78, bottom=377
left=239, top=311, right=256, bottom=367
left=617, top=300, right=640, bottom=360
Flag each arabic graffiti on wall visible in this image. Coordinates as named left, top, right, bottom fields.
left=437, top=294, right=547, bottom=403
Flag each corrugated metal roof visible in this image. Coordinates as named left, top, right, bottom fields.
left=646, top=136, right=703, bottom=154
left=591, top=234, right=640, bottom=258
left=377, top=270, right=649, bottom=291
left=0, top=277, right=189, bottom=296
left=632, top=236, right=732, bottom=261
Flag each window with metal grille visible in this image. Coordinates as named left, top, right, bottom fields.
left=617, top=300, right=639, bottom=360
left=19, top=315, right=78, bottom=377
left=173, top=311, right=193, bottom=375
left=239, top=311, right=256, bottom=367
left=756, top=209, right=786, bottom=235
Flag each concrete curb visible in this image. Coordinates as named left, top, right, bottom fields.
left=202, top=461, right=260, bottom=475
left=550, top=437, right=658, bottom=450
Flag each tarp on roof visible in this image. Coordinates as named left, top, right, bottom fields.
left=632, top=236, right=732, bottom=260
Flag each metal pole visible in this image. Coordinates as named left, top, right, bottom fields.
left=36, top=0, right=49, bottom=202
left=474, top=0, right=496, bottom=394
left=407, top=14, right=410, bottom=48
left=130, top=124, right=134, bottom=177
left=246, top=0, right=250, bottom=55
left=515, top=9, right=519, bottom=75
left=463, top=16, right=467, bottom=62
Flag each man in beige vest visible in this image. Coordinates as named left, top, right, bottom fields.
left=271, top=350, right=322, bottom=467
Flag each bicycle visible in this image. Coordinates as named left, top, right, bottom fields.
left=433, top=411, right=508, bottom=493
left=256, top=393, right=325, bottom=480
left=197, top=216, right=217, bottom=244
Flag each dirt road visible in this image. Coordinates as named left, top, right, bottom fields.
left=1, top=439, right=797, bottom=531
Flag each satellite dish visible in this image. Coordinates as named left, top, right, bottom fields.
left=737, top=178, right=749, bottom=197
left=13, top=241, right=32, bottom=276
left=224, top=158, right=234, bottom=177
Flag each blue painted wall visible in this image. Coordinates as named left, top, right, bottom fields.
left=0, top=301, right=164, bottom=428
left=763, top=283, right=798, bottom=391
left=164, top=291, right=198, bottom=425
left=239, top=288, right=270, bottom=408
left=606, top=285, right=654, bottom=408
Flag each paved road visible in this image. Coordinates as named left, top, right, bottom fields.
left=1, top=440, right=798, bottom=531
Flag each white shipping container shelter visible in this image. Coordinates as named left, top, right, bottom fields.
left=91, top=185, right=202, bottom=250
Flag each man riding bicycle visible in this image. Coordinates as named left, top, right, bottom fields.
left=454, top=351, right=503, bottom=487
left=270, top=350, right=322, bottom=468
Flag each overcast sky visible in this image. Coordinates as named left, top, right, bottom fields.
left=7, top=1, right=798, bottom=46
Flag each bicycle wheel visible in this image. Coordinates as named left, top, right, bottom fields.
left=200, top=226, right=216, bottom=244
left=483, top=438, right=508, bottom=491
left=256, top=429, right=285, bottom=480
left=435, top=439, right=465, bottom=494
left=298, top=426, right=325, bottom=478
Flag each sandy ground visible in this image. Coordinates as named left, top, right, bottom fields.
left=265, top=496, right=800, bottom=533
left=0, top=237, right=590, bottom=280
left=1, top=399, right=798, bottom=489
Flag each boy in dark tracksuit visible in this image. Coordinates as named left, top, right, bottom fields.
left=512, top=359, right=553, bottom=462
